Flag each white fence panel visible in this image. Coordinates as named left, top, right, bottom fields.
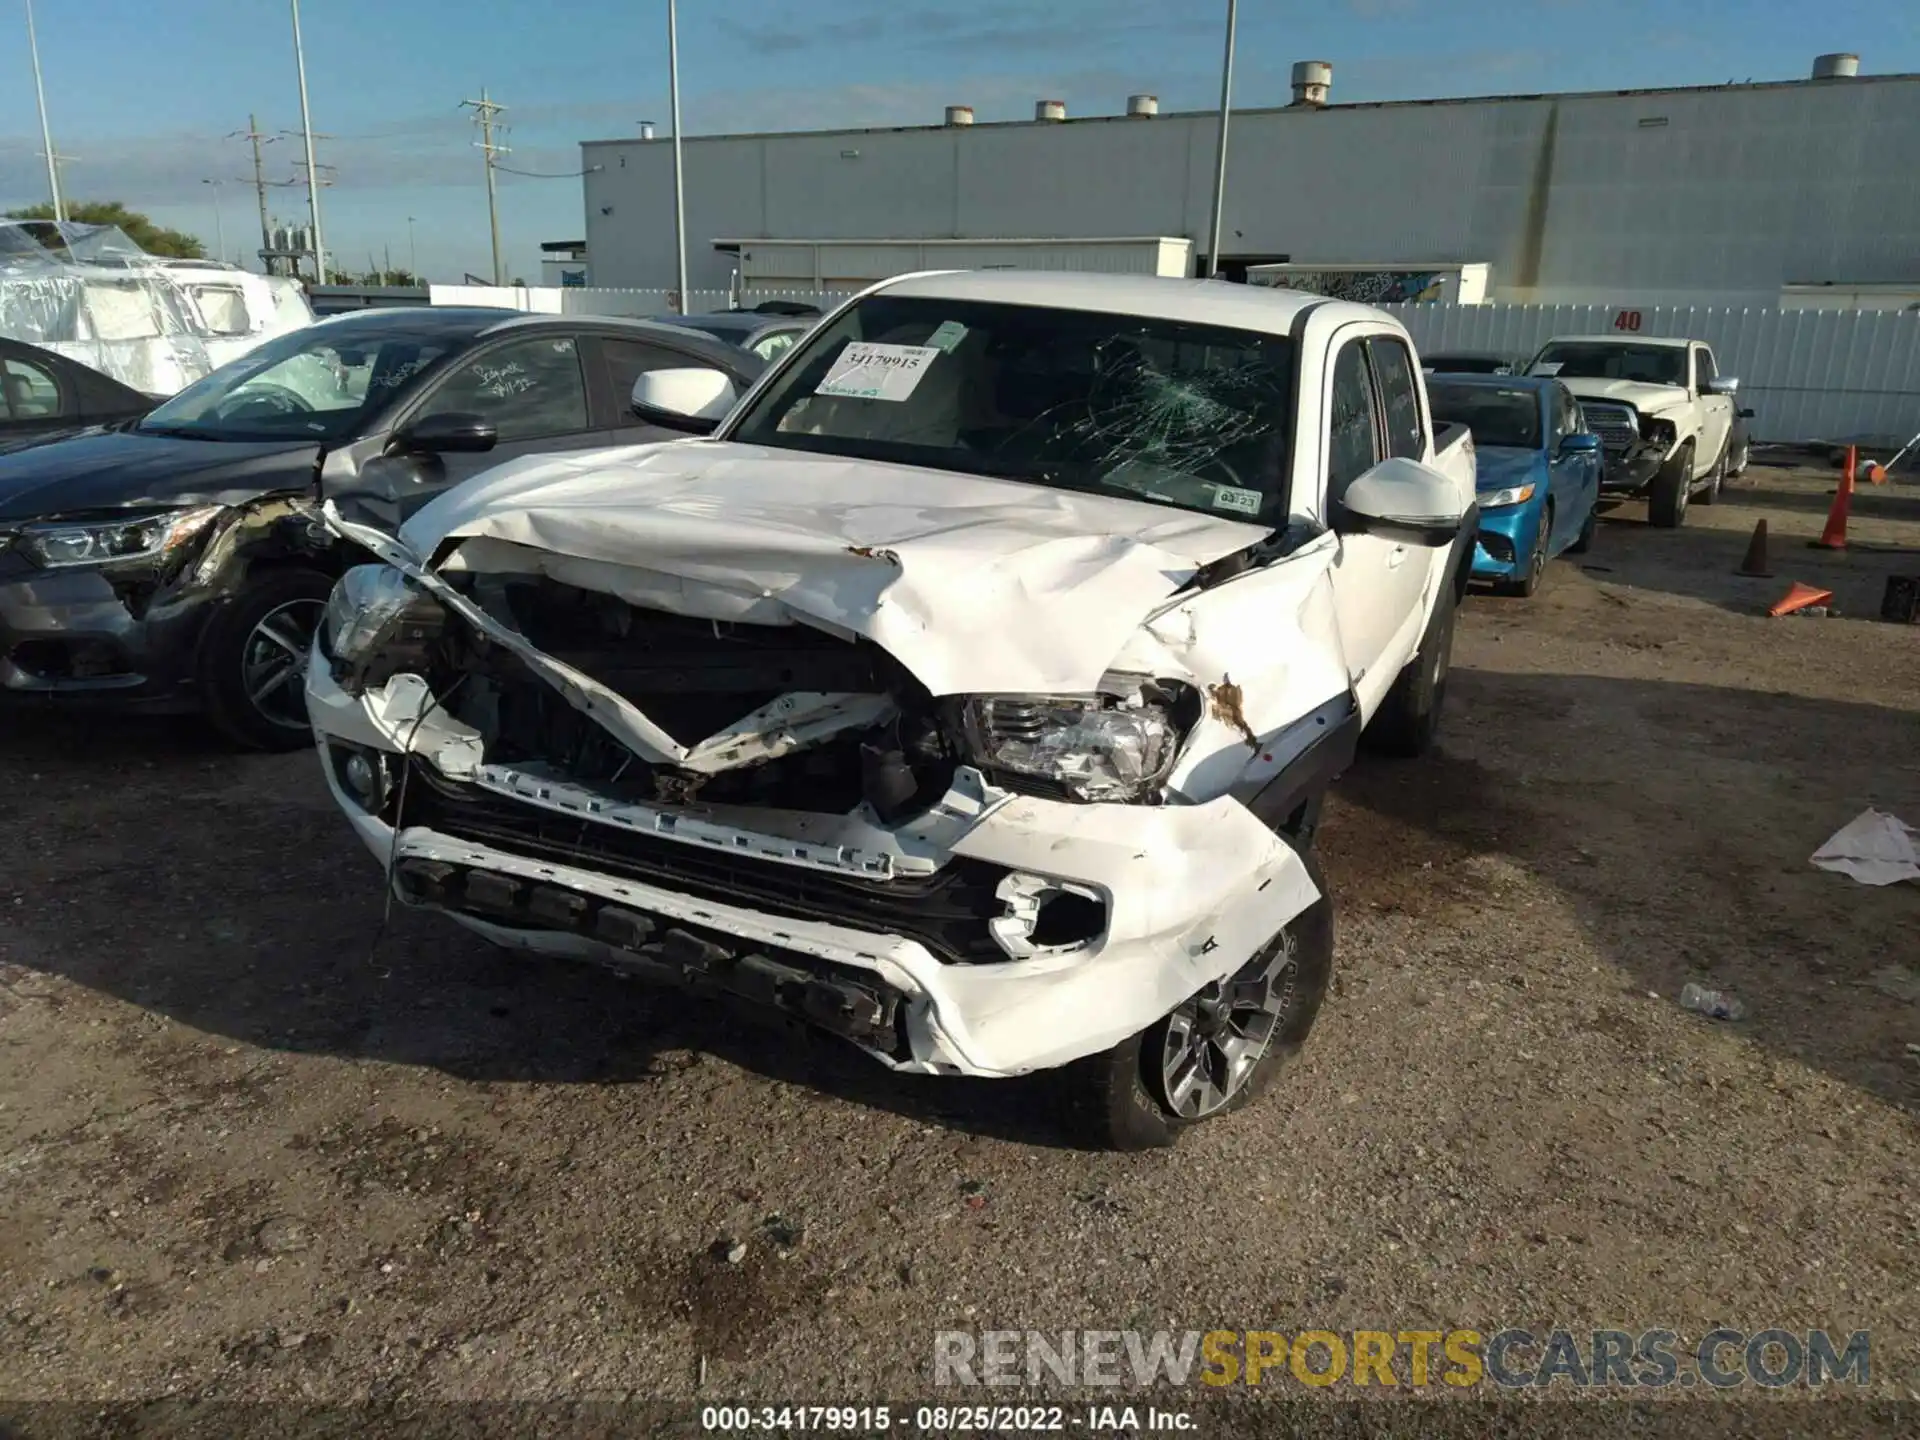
left=1382, top=301, right=1920, bottom=446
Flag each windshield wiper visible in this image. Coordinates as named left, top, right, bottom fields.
left=136, top=423, right=218, bottom=440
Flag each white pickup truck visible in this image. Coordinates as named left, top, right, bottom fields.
left=1529, top=335, right=1747, bottom=527
left=307, top=271, right=1478, bottom=1148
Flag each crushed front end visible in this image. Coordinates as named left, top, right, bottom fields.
left=307, top=533, right=1321, bottom=1080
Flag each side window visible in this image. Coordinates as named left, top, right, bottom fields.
left=1694, top=347, right=1716, bottom=389
left=1366, top=338, right=1425, bottom=460
left=419, top=335, right=588, bottom=441
left=1326, top=342, right=1382, bottom=509
left=599, top=338, right=705, bottom=429
left=751, top=329, right=799, bottom=363
left=1, top=356, right=64, bottom=421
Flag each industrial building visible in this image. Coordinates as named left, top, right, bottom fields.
left=577, top=55, right=1920, bottom=309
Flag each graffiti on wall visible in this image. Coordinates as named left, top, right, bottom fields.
left=1261, top=270, right=1449, bottom=304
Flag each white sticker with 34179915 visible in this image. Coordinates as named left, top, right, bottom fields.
left=815, top=342, right=941, bottom=401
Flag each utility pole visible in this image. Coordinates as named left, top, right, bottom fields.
left=289, top=0, right=328, bottom=283
left=25, top=0, right=65, bottom=222
left=461, top=89, right=509, bottom=287
left=667, top=0, right=689, bottom=313
left=232, top=115, right=278, bottom=266
left=1204, top=0, right=1238, bottom=279
left=201, top=180, right=227, bottom=263
left=406, top=216, right=418, bottom=281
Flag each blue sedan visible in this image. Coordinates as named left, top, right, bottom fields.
left=1428, top=374, right=1602, bottom=597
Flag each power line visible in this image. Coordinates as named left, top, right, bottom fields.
left=494, top=162, right=595, bottom=178
left=459, top=88, right=509, bottom=286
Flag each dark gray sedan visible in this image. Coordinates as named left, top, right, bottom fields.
left=0, top=307, right=763, bottom=749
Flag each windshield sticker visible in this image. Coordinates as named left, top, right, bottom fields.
left=926, top=320, right=969, bottom=354
left=1531, top=361, right=1564, bottom=376
left=1211, top=484, right=1263, bottom=516
left=816, top=342, right=941, bottom=401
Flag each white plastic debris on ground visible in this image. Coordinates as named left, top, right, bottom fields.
left=1810, top=809, right=1920, bottom=886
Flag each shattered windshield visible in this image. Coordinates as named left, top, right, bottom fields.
left=139, top=324, right=458, bottom=443
left=727, top=296, right=1295, bottom=523
left=1428, top=382, right=1542, bottom=449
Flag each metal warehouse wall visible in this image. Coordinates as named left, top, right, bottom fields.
left=580, top=75, right=1920, bottom=303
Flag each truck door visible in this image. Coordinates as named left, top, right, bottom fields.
left=1323, top=334, right=1431, bottom=716
left=1694, top=346, right=1733, bottom=466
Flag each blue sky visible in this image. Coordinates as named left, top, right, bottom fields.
left=4, top=0, right=1916, bottom=282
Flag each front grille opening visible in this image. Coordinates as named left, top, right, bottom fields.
left=433, top=579, right=960, bottom=820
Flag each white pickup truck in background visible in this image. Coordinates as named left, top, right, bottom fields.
left=1529, top=335, right=1748, bottom=527
left=309, top=271, right=1477, bottom=1149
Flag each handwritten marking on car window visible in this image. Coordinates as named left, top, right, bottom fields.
left=472, top=361, right=536, bottom=399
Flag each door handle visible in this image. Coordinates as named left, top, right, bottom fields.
left=1387, top=545, right=1408, bottom=569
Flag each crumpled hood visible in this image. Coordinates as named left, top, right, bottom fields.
left=397, top=439, right=1273, bottom=696
left=1555, top=376, right=1690, bottom=417
left=1473, top=446, right=1545, bottom=493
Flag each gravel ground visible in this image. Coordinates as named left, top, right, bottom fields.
left=1, top=461, right=1916, bottom=1434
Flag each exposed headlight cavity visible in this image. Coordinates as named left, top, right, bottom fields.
left=322, top=564, right=439, bottom=667
left=960, top=674, right=1194, bottom=803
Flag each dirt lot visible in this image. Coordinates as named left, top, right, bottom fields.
left=2, top=461, right=1917, bottom=1428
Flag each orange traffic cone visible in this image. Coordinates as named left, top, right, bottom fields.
left=1736, top=519, right=1772, bottom=577
left=1811, top=447, right=1855, bottom=550
left=1769, top=581, right=1834, bottom=617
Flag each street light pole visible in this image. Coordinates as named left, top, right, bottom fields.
left=1203, top=0, right=1238, bottom=279
left=407, top=216, right=418, bottom=281
left=667, top=0, right=689, bottom=314
left=201, top=179, right=227, bottom=263
left=25, top=0, right=65, bottom=223
left=289, top=0, right=328, bottom=283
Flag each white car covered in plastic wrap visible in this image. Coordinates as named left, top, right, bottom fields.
left=308, top=272, right=1478, bottom=1148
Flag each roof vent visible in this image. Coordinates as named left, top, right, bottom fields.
left=945, top=105, right=975, bottom=126
left=1035, top=99, right=1067, bottom=122
left=1812, top=53, right=1859, bottom=80
left=1126, top=94, right=1159, bottom=119
left=1290, top=60, right=1333, bottom=108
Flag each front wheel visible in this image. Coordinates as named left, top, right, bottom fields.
left=1648, top=441, right=1695, bottom=528
left=1361, top=575, right=1458, bottom=758
left=196, top=567, right=334, bottom=751
left=1498, top=503, right=1551, bottom=598
left=1067, top=850, right=1334, bottom=1151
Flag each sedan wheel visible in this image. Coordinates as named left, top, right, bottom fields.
left=241, top=598, right=325, bottom=731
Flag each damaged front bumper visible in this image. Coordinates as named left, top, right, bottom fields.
left=308, top=658, right=1322, bottom=1078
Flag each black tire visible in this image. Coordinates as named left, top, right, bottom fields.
left=1360, top=576, right=1458, bottom=758
left=1567, top=498, right=1597, bottom=554
left=1498, top=503, right=1551, bottom=598
left=1066, top=848, right=1334, bottom=1151
left=1648, top=441, right=1694, bottom=528
left=1695, top=444, right=1727, bottom=506
left=196, top=567, right=334, bottom=751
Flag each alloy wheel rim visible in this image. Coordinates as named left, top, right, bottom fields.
left=1157, top=930, right=1299, bottom=1119
left=241, top=598, right=324, bottom=730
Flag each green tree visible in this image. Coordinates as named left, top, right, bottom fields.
left=6, top=201, right=207, bottom=259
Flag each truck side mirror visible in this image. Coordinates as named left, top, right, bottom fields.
left=1336, top=457, right=1468, bottom=547
left=1704, top=376, right=1741, bottom=397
